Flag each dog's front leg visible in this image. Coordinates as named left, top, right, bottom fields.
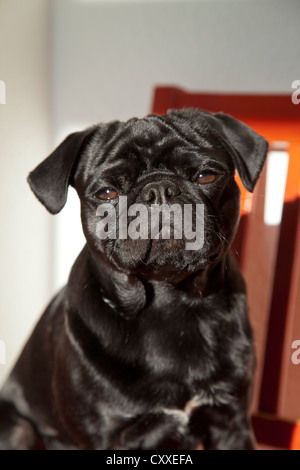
left=117, top=410, right=190, bottom=450
left=0, top=399, right=45, bottom=450
left=197, top=404, right=256, bottom=450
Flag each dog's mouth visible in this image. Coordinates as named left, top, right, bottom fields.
left=136, top=248, right=222, bottom=283
left=106, top=234, right=223, bottom=283
left=93, top=200, right=227, bottom=281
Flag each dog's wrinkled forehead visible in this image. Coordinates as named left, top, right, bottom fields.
left=77, top=114, right=230, bottom=185
left=27, top=108, right=268, bottom=215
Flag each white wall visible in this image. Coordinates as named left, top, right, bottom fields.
left=0, top=0, right=52, bottom=385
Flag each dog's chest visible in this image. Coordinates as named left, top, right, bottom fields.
left=110, top=297, right=213, bottom=368
left=140, top=299, right=218, bottom=380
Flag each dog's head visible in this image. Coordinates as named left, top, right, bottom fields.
left=28, top=109, right=268, bottom=282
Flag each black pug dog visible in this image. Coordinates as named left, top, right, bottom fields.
left=0, top=109, right=268, bottom=450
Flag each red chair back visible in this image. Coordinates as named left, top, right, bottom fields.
left=152, top=86, right=300, bottom=448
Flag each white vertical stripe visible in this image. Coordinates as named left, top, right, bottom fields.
left=264, top=150, right=289, bottom=226
left=53, top=187, right=85, bottom=292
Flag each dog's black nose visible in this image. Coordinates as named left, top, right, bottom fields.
left=140, top=180, right=181, bottom=204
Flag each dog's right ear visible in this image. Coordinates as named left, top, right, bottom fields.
left=27, top=127, right=96, bottom=214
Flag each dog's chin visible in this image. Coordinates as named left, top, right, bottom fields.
left=106, top=238, right=221, bottom=283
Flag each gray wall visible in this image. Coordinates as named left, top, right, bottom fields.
left=52, top=0, right=300, bottom=130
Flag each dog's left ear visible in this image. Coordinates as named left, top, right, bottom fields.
left=28, top=127, right=96, bottom=214
left=201, top=111, right=268, bottom=192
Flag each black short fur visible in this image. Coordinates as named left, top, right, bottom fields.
left=0, top=109, right=268, bottom=449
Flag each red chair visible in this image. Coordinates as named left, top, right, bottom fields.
left=152, top=86, right=300, bottom=449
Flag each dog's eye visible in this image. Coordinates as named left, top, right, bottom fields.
left=197, top=173, right=216, bottom=184
left=96, top=188, right=118, bottom=200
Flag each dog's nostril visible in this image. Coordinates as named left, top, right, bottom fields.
left=166, top=187, right=172, bottom=198
left=166, top=185, right=180, bottom=198
left=141, top=186, right=160, bottom=203
left=141, top=181, right=181, bottom=203
left=142, top=188, right=156, bottom=202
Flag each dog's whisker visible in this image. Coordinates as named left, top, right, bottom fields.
left=232, top=248, right=240, bottom=259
